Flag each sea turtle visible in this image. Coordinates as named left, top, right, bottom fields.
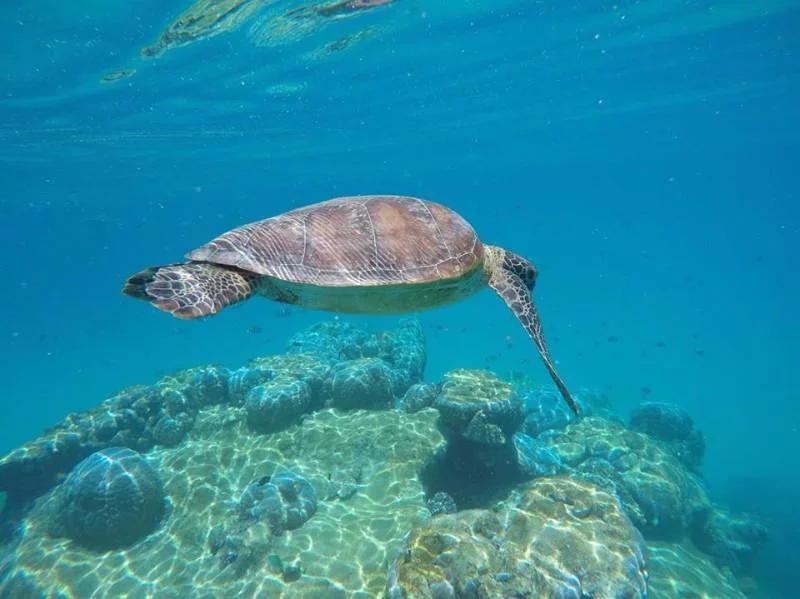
left=123, top=195, right=578, bottom=414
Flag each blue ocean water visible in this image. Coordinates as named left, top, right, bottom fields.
left=1, top=0, right=798, bottom=596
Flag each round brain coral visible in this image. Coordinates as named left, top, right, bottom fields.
left=48, top=447, right=167, bottom=550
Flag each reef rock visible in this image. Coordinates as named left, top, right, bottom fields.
left=326, top=358, right=397, bottom=410
left=511, top=432, right=564, bottom=478
left=238, top=469, right=318, bottom=535
left=1, top=406, right=445, bottom=597
left=518, top=387, right=613, bottom=438
left=44, top=447, right=167, bottom=550
left=544, top=417, right=710, bottom=541
left=0, top=372, right=208, bottom=503
left=690, top=504, right=768, bottom=575
left=433, top=369, right=522, bottom=445
left=646, top=542, right=747, bottom=598
left=387, top=476, right=647, bottom=598
left=397, top=382, right=440, bottom=413
left=629, top=401, right=705, bottom=470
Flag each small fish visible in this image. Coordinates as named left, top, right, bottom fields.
left=247, top=325, right=262, bottom=334
left=694, top=349, right=706, bottom=356
left=607, top=335, right=620, bottom=343
left=655, top=341, right=666, bottom=348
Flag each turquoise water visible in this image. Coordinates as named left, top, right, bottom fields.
left=1, top=0, right=798, bottom=596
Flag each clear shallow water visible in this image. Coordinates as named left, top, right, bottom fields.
left=1, top=0, right=798, bottom=596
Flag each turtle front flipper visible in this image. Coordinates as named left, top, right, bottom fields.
left=122, top=262, right=259, bottom=319
left=487, top=261, right=579, bottom=416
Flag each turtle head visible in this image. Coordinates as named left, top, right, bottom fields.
left=484, top=246, right=537, bottom=290
left=503, top=250, right=537, bottom=290
left=487, top=246, right=537, bottom=290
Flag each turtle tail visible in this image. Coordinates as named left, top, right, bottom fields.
left=122, top=262, right=259, bottom=319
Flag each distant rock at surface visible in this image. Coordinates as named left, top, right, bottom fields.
left=387, top=476, right=647, bottom=598
left=45, top=447, right=167, bottom=550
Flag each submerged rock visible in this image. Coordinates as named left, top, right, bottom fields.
left=646, top=542, right=747, bottom=598
left=426, top=491, right=457, bottom=516
left=397, top=382, right=440, bottom=413
left=2, top=404, right=445, bottom=597
left=0, top=375, right=202, bottom=503
left=434, top=369, right=522, bottom=445
left=511, top=432, right=564, bottom=478
left=690, top=505, right=768, bottom=574
left=245, top=380, right=314, bottom=433
left=238, top=469, right=317, bottom=535
left=630, top=401, right=705, bottom=470
left=545, top=417, right=710, bottom=541
left=326, top=358, right=397, bottom=410
left=45, top=447, right=167, bottom=550
left=387, top=477, right=647, bottom=598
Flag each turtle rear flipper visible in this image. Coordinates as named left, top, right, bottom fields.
left=487, top=265, right=579, bottom=416
left=122, top=262, right=258, bottom=319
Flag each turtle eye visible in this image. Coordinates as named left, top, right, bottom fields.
left=526, top=265, right=538, bottom=289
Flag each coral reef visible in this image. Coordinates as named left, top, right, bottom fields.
left=1, top=402, right=445, bottom=597
left=0, top=372, right=207, bottom=505
left=691, top=505, right=768, bottom=575
left=544, top=417, right=710, bottom=541
left=511, top=432, right=564, bottom=478
left=433, top=369, right=522, bottom=445
left=386, top=477, right=647, bottom=598
left=0, top=320, right=421, bottom=505
left=326, top=358, right=396, bottom=410
left=520, top=387, right=613, bottom=437
left=245, top=379, right=315, bottom=433
left=0, top=319, right=768, bottom=598
left=426, top=492, right=457, bottom=517
left=646, top=542, right=747, bottom=598
left=44, top=447, right=167, bottom=551
left=238, top=469, right=318, bottom=535
left=396, top=382, right=440, bottom=413
left=629, top=401, right=705, bottom=470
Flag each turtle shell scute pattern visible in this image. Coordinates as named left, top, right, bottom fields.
left=186, top=195, right=484, bottom=287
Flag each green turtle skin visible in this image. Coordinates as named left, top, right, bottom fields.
left=123, top=195, right=578, bottom=414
